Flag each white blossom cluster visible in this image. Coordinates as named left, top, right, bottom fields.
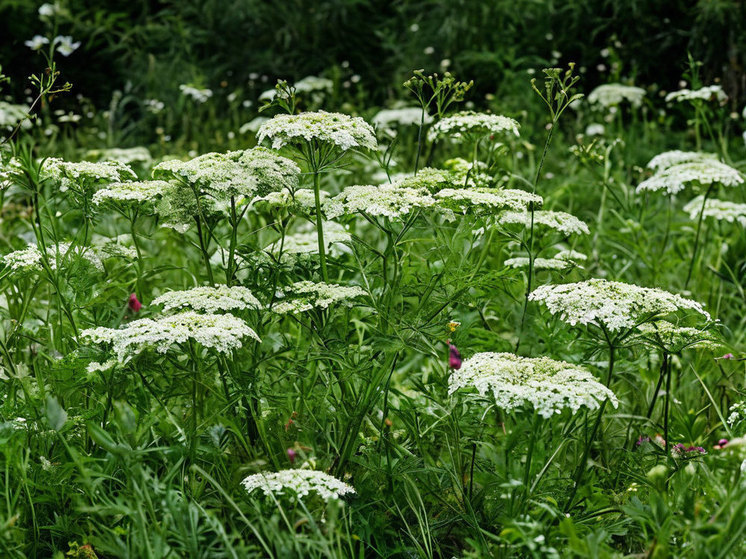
left=637, top=160, right=743, bottom=195
left=435, top=187, right=542, bottom=213
left=665, top=85, right=727, bottom=104
left=529, top=279, right=711, bottom=332
left=2, top=243, right=103, bottom=274
left=372, top=107, right=431, bottom=130
left=427, top=111, right=520, bottom=142
left=499, top=210, right=590, bottom=236
left=153, top=147, right=300, bottom=199
left=86, top=147, right=153, bottom=166
left=682, top=196, right=746, bottom=227
left=393, top=168, right=457, bottom=192
left=554, top=249, right=587, bottom=262
left=251, top=188, right=325, bottom=213
left=82, top=311, right=260, bottom=361
left=727, top=402, right=746, bottom=429
left=504, top=257, right=574, bottom=271
left=242, top=469, right=355, bottom=502
left=239, top=116, right=269, bottom=135
left=257, top=111, right=377, bottom=152
left=646, top=150, right=717, bottom=173
left=587, top=84, right=646, bottom=108
left=448, top=352, right=618, bottom=418
left=325, top=184, right=436, bottom=219
left=635, top=321, right=720, bottom=353
left=262, top=222, right=351, bottom=262
left=179, top=84, right=213, bottom=103
left=92, top=180, right=171, bottom=206
left=0, top=102, right=31, bottom=133
left=94, top=238, right=138, bottom=260
left=42, top=158, right=137, bottom=193
left=153, top=285, right=262, bottom=313
left=272, top=281, right=367, bottom=314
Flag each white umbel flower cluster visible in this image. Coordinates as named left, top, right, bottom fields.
left=635, top=321, right=720, bottom=353
left=435, top=188, right=542, bottom=213
left=499, top=210, right=590, bottom=236
left=427, top=111, right=520, bottom=142
left=2, top=243, right=103, bottom=274
left=665, top=85, right=727, bottom=104
left=257, top=111, right=377, bottom=152
left=646, top=150, right=717, bottom=173
left=42, top=158, right=137, bottom=193
left=272, top=281, right=367, bottom=314
left=262, top=222, right=351, bottom=262
left=504, top=256, right=576, bottom=271
left=153, top=147, right=300, bottom=199
left=92, top=180, right=171, bottom=205
left=250, top=188, right=325, bottom=213
left=325, top=184, right=436, bottom=219
left=372, top=107, right=432, bottom=130
left=587, top=84, right=646, bottom=108
left=448, top=352, right=618, bottom=418
left=529, top=279, right=710, bottom=332
left=637, top=159, right=743, bottom=195
left=683, top=196, right=746, bottom=227
left=242, top=469, right=355, bottom=502
left=152, top=285, right=262, bottom=313
left=86, top=147, right=153, bottom=166
left=82, top=311, right=260, bottom=361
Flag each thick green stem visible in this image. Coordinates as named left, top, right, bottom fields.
left=312, top=170, right=328, bottom=282
left=684, top=184, right=713, bottom=290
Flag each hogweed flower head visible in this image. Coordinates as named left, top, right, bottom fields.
left=82, top=311, right=260, bottom=362
left=152, top=285, right=261, bottom=314
left=448, top=352, right=618, bottom=418
left=242, top=469, right=355, bottom=502
left=646, top=150, right=717, bottom=173
left=86, top=147, right=153, bottom=166
left=683, top=196, right=746, bottom=227
left=42, top=158, right=137, bottom=194
left=427, top=111, right=520, bottom=143
left=92, top=180, right=170, bottom=206
left=272, top=281, right=367, bottom=314
left=587, top=84, right=646, bottom=108
left=261, top=222, right=350, bottom=263
left=325, top=184, right=436, bottom=219
left=529, top=278, right=710, bottom=333
left=256, top=111, right=377, bottom=153
left=499, top=210, right=590, bottom=236
left=435, top=188, right=542, bottom=214
left=635, top=321, right=720, bottom=353
left=665, top=85, right=727, bottom=104
left=637, top=160, right=743, bottom=195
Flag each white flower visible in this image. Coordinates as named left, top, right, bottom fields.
left=646, top=150, right=717, bottom=173
left=261, top=221, right=351, bottom=263
left=250, top=187, right=325, bottom=213
left=325, top=183, right=436, bottom=219
left=2, top=243, right=103, bottom=275
left=242, top=469, right=354, bottom=502
left=448, top=352, right=618, bottom=418
left=0, top=102, right=31, bottom=130
left=38, top=3, right=60, bottom=17
left=427, top=111, right=520, bottom=142
left=92, top=180, right=170, bottom=205
left=372, top=107, right=432, bottom=130
left=239, top=116, right=269, bottom=135
left=293, top=75, right=334, bottom=94
left=271, top=281, right=367, bottom=314
left=435, top=187, right=542, bottom=213
left=53, top=36, right=81, bottom=57
left=504, top=257, right=574, bottom=270
left=665, top=85, right=727, bottom=104
left=257, top=111, right=377, bottom=152
left=584, top=123, right=605, bottom=136
left=553, top=249, right=587, bottom=262
left=179, top=84, right=213, bottom=103
left=153, top=147, right=299, bottom=199
left=86, top=147, right=152, bottom=166
left=152, top=285, right=261, bottom=313
left=42, top=158, right=137, bottom=193
left=529, top=278, right=711, bottom=332
left=82, top=311, right=260, bottom=362
left=682, top=196, right=746, bottom=227
left=587, top=84, right=646, bottom=108
left=637, top=160, right=743, bottom=195
left=635, top=321, right=720, bottom=353
left=24, top=35, right=49, bottom=51
left=499, top=210, right=590, bottom=236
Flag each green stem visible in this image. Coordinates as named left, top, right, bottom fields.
left=684, top=184, right=713, bottom=290
left=312, top=170, right=328, bottom=282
